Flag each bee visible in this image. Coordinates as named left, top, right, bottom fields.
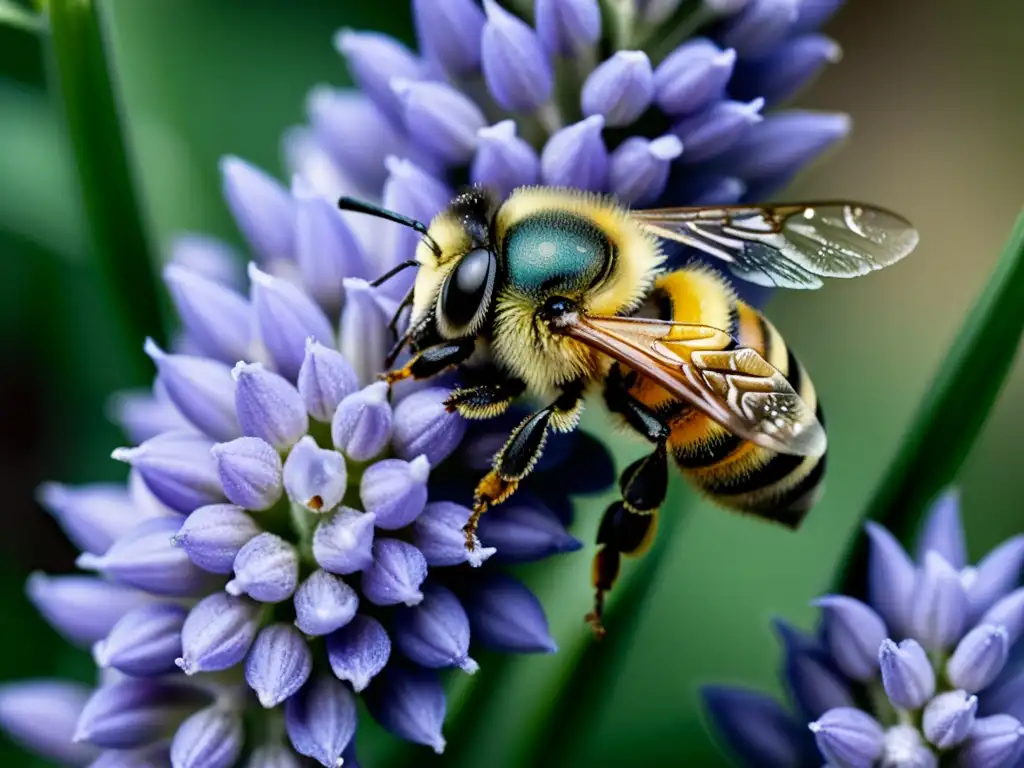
left=339, top=186, right=918, bottom=635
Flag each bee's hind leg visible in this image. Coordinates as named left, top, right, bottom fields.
left=464, top=380, right=585, bottom=550
left=589, top=373, right=670, bottom=637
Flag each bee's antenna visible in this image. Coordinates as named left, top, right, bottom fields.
left=369, top=260, right=419, bottom=288
left=337, top=196, right=442, bottom=258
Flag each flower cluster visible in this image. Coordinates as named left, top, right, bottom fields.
left=288, top=0, right=849, bottom=305
left=704, top=491, right=1024, bottom=767
left=0, top=0, right=858, bottom=764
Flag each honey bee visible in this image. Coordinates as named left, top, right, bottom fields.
left=339, top=187, right=918, bottom=635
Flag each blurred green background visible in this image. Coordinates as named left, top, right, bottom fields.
left=1, top=0, right=1022, bottom=765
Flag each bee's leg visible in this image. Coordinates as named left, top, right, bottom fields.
left=382, top=338, right=477, bottom=385
left=464, top=380, right=586, bottom=548
left=588, top=372, right=670, bottom=637
left=443, top=374, right=527, bottom=420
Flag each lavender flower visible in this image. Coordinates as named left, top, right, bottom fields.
left=703, top=491, right=1024, bottom=767
left=5, top=0, right=857, bottom=762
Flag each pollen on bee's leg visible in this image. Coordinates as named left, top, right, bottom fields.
left=380, top=364, right=414, bottom=386
left=464, top=471, right=518, bottom=550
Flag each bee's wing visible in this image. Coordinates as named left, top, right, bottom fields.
left=631, top=202, right=919, bottom=289
left=554, top=313, right=826, bottom=456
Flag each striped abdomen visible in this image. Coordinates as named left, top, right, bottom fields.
left=622, top=267, right=826, bottom=528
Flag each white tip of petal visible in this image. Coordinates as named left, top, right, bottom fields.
left=409, top=455, right=431, bottom=484
left=478, top=120, right=518, bottom=141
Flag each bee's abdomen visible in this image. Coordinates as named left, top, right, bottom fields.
left=626, top=268, right=827, bottom=528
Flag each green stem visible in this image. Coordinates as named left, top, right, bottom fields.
left=46, top=0, right=168, bottom=365
left=837, top=209, right=1024, bottom=595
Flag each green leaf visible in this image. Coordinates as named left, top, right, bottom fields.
left=45, top=0, right=168, bottom=369
left=837, top=208, right=1024, bottom=594
left=0, top=0, right=43, bottom=32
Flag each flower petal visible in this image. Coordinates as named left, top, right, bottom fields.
left=326, top=614, right=391, bottom=693
left=245, top=624, right=313, bottom=708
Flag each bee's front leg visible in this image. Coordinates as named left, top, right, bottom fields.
left=443, top=373, right=526, bottom=420
left=464, top=380, right=586, bottom=549
left=382, top=338, right=477, bottom=385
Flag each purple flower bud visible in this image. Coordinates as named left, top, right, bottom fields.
left=298, top=340, right=358, bottom=423
left=282, top=437, right=347, bottom=514
left=362, top=538, right=428, bottom=607
left=734, top=34, right=841, bottom=105
left=395, top=583, right=477, bottom=673
left=947, top=624, right=1010, bottom=693
left=334, top=29, right=424, bottom=125
left=914, top=489, right=967, bottom=568
left=169, top=233, right=246, bottom=290
left=813, top=595, right=886, bottom=682
left=364, top=665, right=446, bottom=754
left=393, top=80, right=486, bottom=165
left=227, top=532, right=299, bottom=603
left=233, top=362, right=310, bottom=451
left=172, top=503, right=261, bottom=574
left=93, top=603, right=187, bottom=677
left=911, top=551, right=970, bottom=651
left=0, top=681, right=100, bottom=765
left=718, top=110, right=851, bottom=182
left=866, top=521, right=917, bottom=640
left=471, top=120, right=540, bottom=197
left=112, top=431, right=224, bottom=514
left=312, top=507, right=377, bottom=575
left=176, top=592, right=260, bottom=675
left=535, top=0, right=601, bottom=56
left=792, top=0, right=842, bottom=33
left=720, top=0, right=799, bottom=58
left=412, top=0, right=485, bottom=77
left=541, top=115, right=608, bottom=191
left=332, top=382, right=393, bottom=461
left=211, top=437, right=283, bottom=511
left=76, top=517, right=211, bottom=597
left=481, top=0, right=553, bottom=112
left=923, top=690, right=977, bottom=749
left=674, top=175, right=748, bottom=205
left=27, top=574, right=151, bottom=646
left=294, top=194, right=370, bottom=314
left=979, top=586, right=1024, bottom=644
left=673, top=98, right=764, bottom=163
left=337, top=279, right=392, bottom=386
left=220, top=157, right=294, bottom=265
left=170, top=705, right=244, bottom=768
left=285, top=675, right=357, bottom=768
left=702, top=686, right=811, bottom=768
left=91, top=743, right=174, bottom=768
left=477, top=502, right=581, bottom=563
left=808, top=707, right=884, bottom=768
left=361, top=456, right=430, bottom=529
left=379, top=158, right=453, bottom=297
left=653, top=39, right=735, bottom=116
left=959, top=715, right=1024, bottom=768
left=74, top=679, right=206, bottom=749
left=36, top=481, right=137, bottom=556
left=327, top=614, right=391, bottom=692
left=108, top=385, right=195, bottom=445
left=966, top=535, right=1024, bottom=617
left=609, top=135, right=683, bottom=206
left=880, top=725, right=935, bottom=768
left=248, top=265, right=335, bottom=382
left=245, top=624, right=313, bottom=708
left=163, top=263, right=251, bottom=366
left=392, top=388, right=467, bottom=465
left=307, top=89, right=398, bottom=194
left=293, top=569, right=359, bottom=636
left=878, top=638, right=935, bottom=709
left=245, top=744, right=304, bottom=768
left=414, top=501, right=496, bottom=567
left=465, top=573, right=556, bottom=653
left=774, top=620, right=853, bottom=720
left=582, top=51, right=653, bottom=128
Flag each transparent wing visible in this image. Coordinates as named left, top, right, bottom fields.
left=550, top=313, right=826, bottom=456
left=632, top=202, right=919, bottom=289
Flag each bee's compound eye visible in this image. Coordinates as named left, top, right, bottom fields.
left=440, top=248, right=497, bottom=334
